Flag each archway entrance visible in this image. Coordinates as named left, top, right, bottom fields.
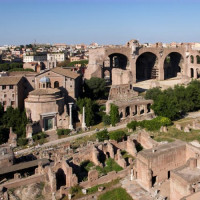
left=109, top=53, right=128, bottom=70
left=191, top=68, right=194, bottom=78
left=56, top=168, right=66, bottom=190
left=136, top=52, right=158, bottom=82
left=102, top=53, right=128, bottom=85
left=164, top=52, right=183, bottom=79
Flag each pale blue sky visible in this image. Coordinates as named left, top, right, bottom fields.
left=0, top=0, right=200, bottom=45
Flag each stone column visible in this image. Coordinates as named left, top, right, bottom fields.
left=69, top=103, right=73, bottom=130
left=82, top=106, right=86, bottom=130
left=194, top=68, right=197, bottom=79
left=137, top=105, right=140, bottom=116
left=144, top=105, right=147, bottom=114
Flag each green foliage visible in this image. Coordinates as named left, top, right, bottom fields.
left=77, top=98, right=96, bottom=126
left=80, top=160, right=95, bottom=172
left=17, top=137, right=28, bottom=146
left=96, top=130, right=109, bottom=142
left=69, top=185, right=83, bottom=195
left=96, top=158, right=123, bottom=176
left=84, top=77, right=106, bottom=99
left=126, top=121, right=137, bottom=131
left=2, top=107, right=28, bottom=138
left=109, top=130, right=126, bottom=142
left=146, top=81, right=200, bottom=120
left=0, top=62, right=23, bottom=72
left=32, top=132, right=47, bottom=144
left=98, top=187, right=133, bottom=200
left=56, top=129, right=71, bottom=136
left=110, top=104, right=120, bottom=126
left=102, top=114, right=111, bottom=125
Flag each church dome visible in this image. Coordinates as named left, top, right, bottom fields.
left=40, top=76, right=50, bottom=83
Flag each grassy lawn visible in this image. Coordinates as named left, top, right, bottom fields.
left=151, top=126, right=200, bottom=143
left=65, top=179, right=120, bottom=200
left=95, top=158, right=123, bottom=176
left=98, top=187, right=133, bottom=200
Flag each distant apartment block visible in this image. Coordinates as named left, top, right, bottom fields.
left=0, top=77, right=24, bottom=110
left=23, top=54, right=47, bottom=63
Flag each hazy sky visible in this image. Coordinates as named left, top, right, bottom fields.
left=1, top=0, right=200, bottom=45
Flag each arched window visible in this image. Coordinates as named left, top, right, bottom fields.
left=190, top=55, right=194, bottom=63
left=54, top=81, right=59, bottom=88
left=197, top=55, right=200, bottom=64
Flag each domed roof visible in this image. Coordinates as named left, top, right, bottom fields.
left=40, top=76, right=50, bottom=83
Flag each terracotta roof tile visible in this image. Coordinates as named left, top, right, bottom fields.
left=0, top=76, right=22, bottom=85
left=51, top=67, right=80, bottom=79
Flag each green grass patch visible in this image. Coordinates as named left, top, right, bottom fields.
left=98, top=187, right=133, bottom=200
left=95, top=158, right=123, bottom=176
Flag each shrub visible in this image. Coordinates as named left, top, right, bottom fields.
left=69, top=185, right=83, bottom=195
left=56, top=129, right=71, bottom=136
left=102, top=114, right=111, bottom=125
left=17, top=138, right=28, bottom=146
left=96, top=130, right=109, bottom=142
left=110, top=104, right=120, bottom=126
left=109, top=130, right=126, bottom=142
left=127, top=121, right=137, bottom=131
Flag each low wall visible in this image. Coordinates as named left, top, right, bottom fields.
left=80, top=166, right=131, bottom=188
left=2, top=174, right=45, bottom=189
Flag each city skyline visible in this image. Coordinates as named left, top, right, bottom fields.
left=1, top=0, right=200, bottom=45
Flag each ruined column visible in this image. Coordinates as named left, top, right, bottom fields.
left=144, top=105, right=148, bottom=114
left=69, top=103, right=73, bottom=130
left=82, top=106, right=86, bottom=130
left=137, top=105, right=140, bottom=116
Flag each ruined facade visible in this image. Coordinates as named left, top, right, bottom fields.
left=85, top=39, right=200, bottom=84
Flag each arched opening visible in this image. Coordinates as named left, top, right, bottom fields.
left=54, top=81, right=59, bottom=88
left=56, top=168, right=66, bottom=190
left=197, top=55, right=200, bottom=64
left=191, top=68, right=194, bottom=78
left=125, top=106, right=130, bottom=117
left=109, top=53, right=128, bottom=70
left=190, top=55, right=194, bottom=63
left=136, top=52, right=158, bottom=82
left=103, top=70, right=111, bottom=83
left=164, top=52, right=183, bottom=80
left=197, top=69, right=200, bottom=78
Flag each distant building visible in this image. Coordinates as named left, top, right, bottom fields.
left=23, top=54, right=47, bottom=63
left=0, top=76, right=24, bottom=110
left=47, top=53, right=65, bottom=63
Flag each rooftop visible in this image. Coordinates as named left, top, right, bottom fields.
left=138, top=141, right=186, bottom=159
left=29, top=88, right=60, bottom=95
left=51, top=67, right=80, bottom=79
left=0, top=76, right=22, bottom=86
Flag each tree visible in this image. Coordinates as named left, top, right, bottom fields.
left=77, top=98, right=95, bottom=126
left=127, top=121, right=137, bottom=131
left=96, top=130, right=109, bottom=142
left=84, top=77, right=106, bottom=99
left=109, top=104, right=120, bottom=126
left=145, top=87, right=162, bottom=101
left=109, top=130, right=126, bottom=142
left=102, top=114, right=111, bottom=125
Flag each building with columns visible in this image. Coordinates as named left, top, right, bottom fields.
left=106, top=84, right=154, bottom=122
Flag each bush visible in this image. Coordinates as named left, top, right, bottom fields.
left=56, top=129, right=71, bottom=136
left=109, top=130, right=126, bottom=142
left=110, top=104, right=120, bottom=126
left=127, top=121, right=137, bottom=131
left=69, top=185, right=83, bottom=195
left=17, top=138, right=28, bottom=146
left=102, top=114, right=111, bottom=125
left=96, top=130, right=109, bottom=142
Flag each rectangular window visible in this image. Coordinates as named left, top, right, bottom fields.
left=11, top=101, right=15, bottom=106
left=9, top=85, right=13, bottom=89
left=12, top=94, right=14, bottom=98
left=3, top=101, right=6, bottom=105
left=4, top=94, right=6, bottom=98
left=2, top=85, right=6, bottom=90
